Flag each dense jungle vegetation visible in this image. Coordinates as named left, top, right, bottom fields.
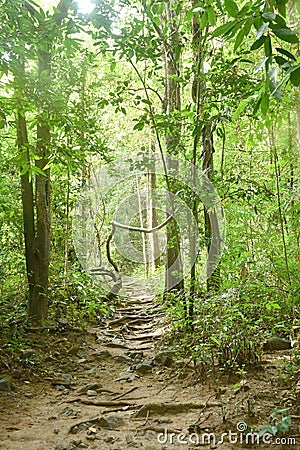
left=0, top=0, right=300, bottom=373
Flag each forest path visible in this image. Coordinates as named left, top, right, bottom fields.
left=0, top=284, right=296, bottom=450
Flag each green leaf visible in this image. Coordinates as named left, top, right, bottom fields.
left=269, top=66, right=298, bottom=97
left=206, top=6, right=216, bottom=26
left=274, top=14, right=286, bottom=27
left=290, top=66, right=300, bottom=87
left=200, top=10, right=208, bottom=30
left=274, top=55, right=290, bottom=68
left=252, top=96, right=262, bottom=115
left=260, top=93, right=269, bottom=115
left=276, top=47, right=296, bottom=61
left=272, top=28, right=299, bottom=44
left=262, top=12, right=276, bottom=20
left=210, top=336, right=221, bottom=346
left=224, top=0, right=239, bottom=17
left=212, top=21, right=236, bottom=37
left=153, top=15, right=161, bottom=26
left=32, top=165, right=47, bottom=177
left=110, top=60, right=116, bottom=71
left=276, top=0, right=288, bottom=17
left=268, top=66, right=278, bottom=82
left=256, top=22, right=269, bottom=39
left=254, top=57, right=269, bottom=73
left=234, top=20, right=252, bottom=51
left=251, top=35, right=266, bottom=50
left=233, top=94, right=259, bottom=119
left=264, top=35, right=272, bottom=57
left=0, top=113, right=6, bottom=129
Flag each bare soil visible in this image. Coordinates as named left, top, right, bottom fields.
left=0, top=283, right=299, bottom=450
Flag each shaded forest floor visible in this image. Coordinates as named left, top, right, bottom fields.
left=0, top=283, right=299, bottom=450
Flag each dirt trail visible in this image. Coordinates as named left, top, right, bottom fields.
left=0, top=283, right=298, bottom=450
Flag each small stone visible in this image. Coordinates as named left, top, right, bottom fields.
left=144, top=430, right=156, bottom=440
left=52, top=373, right=74, bottom=387
left=98, top=415, right=125, bottom=429
left=117, top=371, right=136, bottom=382
left=104, top=436, right=116, bottom=443
left=125, top=351, right=144, bottom=361
left=86, top=435, right=96, bottom=441
left=155, top=417, right=173, bottom=424
left=114, top=355, right=132, bottom=363
left=135, top=361, right=153, bottom=374
left=70, top=439, right=82, bottom=447
left=87, top=390, right=97, bottom=397
left=76, top=383, right=100, bottom=394
left=59, top=407, right=74, bottom=416
left=0, top=379, right=11, bottom=392
left=93, top=434, right=103, bottom=440
left=93, top=350, right=112, bottom=360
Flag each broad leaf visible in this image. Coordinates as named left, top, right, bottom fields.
left=275, top=47, right=296, bottom=61
left=276, top=0, right=288, bottom=17
left=262, top=12, right=276, bottom=20
left=256, top=22, right=269, bottom=39
left=224, top=0, right=239, bottom=17
left=234, top=19, right=252, bottom=51
left=290, top=66, right=300, bottom=87
left=254, top=57, right=269, bottom=73
left=251, top=35, right=266, bottom=50
left=272, top=28, right=299, bottom=44
left=274, top=55, right=290, bottom=68
left=212, top=21, right=236, bottom=38
left=200, top=10, right=208, bottom=30
left=264, top=35, right=272, bottom=57
left=260, top=93, right=269, bottom=115
left=206, top=6, right=216, bottom=26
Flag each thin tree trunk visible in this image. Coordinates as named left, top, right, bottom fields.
left=202, top=123, right=220, bottom=292
left=17, top=110, right=36, bottom=302
left=63, top=169, right=70, bottom=289
left=136, top=175, right=147, bottom=275
left=162, top=2, right=184, bottom=297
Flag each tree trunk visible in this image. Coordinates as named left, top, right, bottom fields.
left=147, top=165, right=161, bottom=272
left=202, top=123, right=220, bottom=292
left=28, top=48, right=51, bottom=325
left=162, top=2, right=184, bottom=297
left=17, top=111, right=36, bottom=302
left=18, top=1, right=70, bottom=325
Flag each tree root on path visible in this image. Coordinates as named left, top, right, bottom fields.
left=135, top=402, right=222, bottom=417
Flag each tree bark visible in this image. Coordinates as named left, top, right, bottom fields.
left=17, top=110, right=36, bottom=302
left=19, top=1, right=71, bottom=325
left=202, top=123, right=220, bottom=292
left=162, top=2, right=184, bottom=297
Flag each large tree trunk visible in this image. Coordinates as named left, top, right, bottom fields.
left=28, top=49, right=51, bottom=325
left=17, top=1, right=70, bottom=325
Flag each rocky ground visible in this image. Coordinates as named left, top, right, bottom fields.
left=0, top=282, right=299, bottom=450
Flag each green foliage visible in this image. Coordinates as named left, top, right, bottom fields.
left=259, top=408, right=292, bottom=437
left=0, top=0, right=299, bottom=367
